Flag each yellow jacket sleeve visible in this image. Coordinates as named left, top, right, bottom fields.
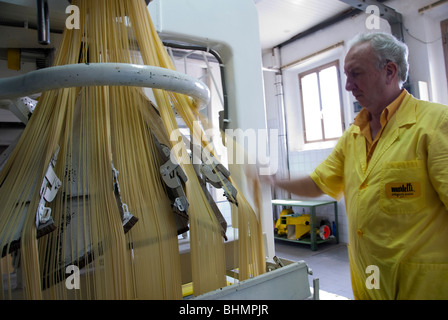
left=310, top=132, right=349, bottom=201
left=427, top=108, right=448, bottom=210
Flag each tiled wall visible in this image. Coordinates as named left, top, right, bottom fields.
left=290, top=148, right=332, bottom=175
left=288, top=149, right=349, bottom=244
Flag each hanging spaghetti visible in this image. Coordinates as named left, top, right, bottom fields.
left=0, top=0, right=264, bottom=300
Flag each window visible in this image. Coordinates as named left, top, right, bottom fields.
left=299, top=61, right=344, bottom=143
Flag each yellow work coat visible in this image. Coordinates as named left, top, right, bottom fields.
left=311, top=91, right=448, bottom=299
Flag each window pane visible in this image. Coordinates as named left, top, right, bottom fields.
left=319, top=66, right=343, bottom=139
left=301, top=73, right=322, bottom=142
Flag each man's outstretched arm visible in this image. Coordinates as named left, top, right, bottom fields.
left=266, top=175, right=324, bottom=198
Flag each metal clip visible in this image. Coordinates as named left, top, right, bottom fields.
left=35, top=146, right=61, bottom=237
left=112, top=161, right=138, bottom=233
left=154, top=135, right=190, bottom=235
left=190, top=144, right=233, bottom=240
left=159, top=150, right=189, bottom=213
left=192, top=144, right=238, bottom=205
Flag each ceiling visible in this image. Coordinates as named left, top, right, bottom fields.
left=254, top=0, right=448, bottom=51
left=254, top=0, right=353, bottom=51
left=0, top=0, right=445, bottom=53
left=0, top=0, right=367, bottom=51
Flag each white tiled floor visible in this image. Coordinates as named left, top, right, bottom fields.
left=274, top=239, right=354, bottom=300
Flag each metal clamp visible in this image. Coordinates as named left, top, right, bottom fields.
left=190, top=144, right=233, bottom=240
left=193, top=144, right=237, bottom=205
left=159, top=153, right=189, bottom=213
left=112, top=162, right=138, bottom=233
left=154, top=135, right=190, bottom=235
left=35, top=146, right=61, bottom=237
left=0, top=96, right=36, bottom=124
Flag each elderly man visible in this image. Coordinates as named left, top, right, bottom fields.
left=269, top=32, right=448, bottom=299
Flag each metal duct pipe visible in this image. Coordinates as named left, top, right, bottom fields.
left=0, top=63, right=210, bottom=107
left=162, top=41, right=229, bottom=131
left=37, top=0, right=50, bottom=45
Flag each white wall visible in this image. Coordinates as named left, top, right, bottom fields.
left=262, top=1, right=448, bottom=244
left=388, top=0, right=448, bottom=104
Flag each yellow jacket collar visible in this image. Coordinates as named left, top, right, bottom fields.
left=391, top=90, right=417, bottom=128
left=352, top=90, right=416, bottom=135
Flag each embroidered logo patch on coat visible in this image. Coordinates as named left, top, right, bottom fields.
left=385, top=182, right=421, bottom=199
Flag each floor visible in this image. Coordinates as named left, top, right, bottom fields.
left=274, top=239, right=354, bottom=300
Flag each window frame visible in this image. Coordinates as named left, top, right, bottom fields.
left=298, top=60, right=345, bottom=144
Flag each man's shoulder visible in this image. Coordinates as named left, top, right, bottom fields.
left=408, top=93, right=448, bottom=108
left=404, top=93, right=448, bottom=117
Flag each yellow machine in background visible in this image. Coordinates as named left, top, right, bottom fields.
left=275, top=209, right=311, bottom=240
left=274, top=208, right=332, bottom=241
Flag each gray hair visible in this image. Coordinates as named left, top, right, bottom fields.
left=349, top=32, right=409, bottom=86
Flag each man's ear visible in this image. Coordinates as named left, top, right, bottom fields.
left=385, top=61, right=399, bottom=85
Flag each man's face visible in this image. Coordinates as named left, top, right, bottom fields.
left=344, top=42, right=387, bottom=114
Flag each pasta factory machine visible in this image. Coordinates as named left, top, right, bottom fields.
left=0, top=0, right=317, bottom=300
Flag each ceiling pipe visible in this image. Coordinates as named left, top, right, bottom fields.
left=276, top=8, right=362, bottom=49
left=276, top=0, right=404, bottom=49
left=339, top=0, right=404, bottom=41
left=36, top=0, right=50, bottom=45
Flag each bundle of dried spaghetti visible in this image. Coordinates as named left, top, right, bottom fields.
left=0, top=0, right=264, bottom=300
left=127, top=0, right=265, bottom=284
left=0, top=0, right=183, bottom=299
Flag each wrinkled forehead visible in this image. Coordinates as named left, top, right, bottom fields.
left=344, top=42, right=377, bottom=71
